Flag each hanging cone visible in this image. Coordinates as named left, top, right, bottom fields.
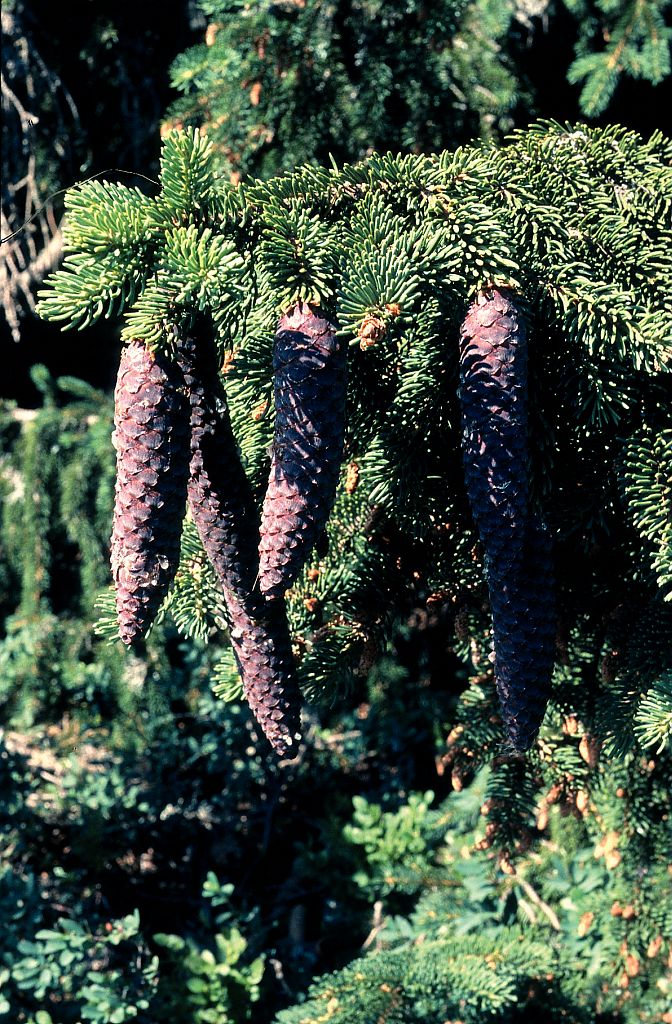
left=487, top=519, right=556, bottom=751
left=176, top=321, right=301, bottom=756
left=459, top=287, right=555, bottom=751
left=259, top=301, right=347, bottom=599
left=111, top=339, right=190, bottom=645
left=226, top=592, right=301, bottom=758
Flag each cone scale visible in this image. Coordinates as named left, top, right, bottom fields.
left=177, top=322, right=301, bottom=757
left=259, top=302, right=347, bottom=599
left=459, top=287, right=555, bottom=751
left=110, top=339, right=190, bottom=645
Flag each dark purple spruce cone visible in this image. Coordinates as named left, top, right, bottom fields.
left=111, top=339, right=190, bottom=645
left=259, top=301, right=347, bottom=599
left=459, top=287, right=555, bottom=751
left=176, top=321, right=301, bottom=757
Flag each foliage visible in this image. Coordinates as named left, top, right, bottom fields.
left=36, top=123, right=672, bottom=758
left=0, top=674, right=283, bottom=1023
left=9, top=909, right=156, bottom=1024
left=165, top=0, right=672, bottom=182
left=1, top=1, right=669, bottom=1019
left=0, top=368, right=121, bottom=729
left=619, top=424, right=672, bottom=600
left=565, top=0, right=672, bottom=116
left=152, top=874, right=265, bottom=1023
left=343, top=790, right=444, bottom=897
left=3, top=701, right=670, bottom=1023
left=276, top=768, right=672, bottom=1023
left=165, top=0, right=514, bottom=180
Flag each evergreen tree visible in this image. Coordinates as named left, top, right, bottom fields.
left=165, top=0, right=672, bottom=180
left=0, top=368, right=126, bottom=727
left=24, top=120, right=672, bottom=1019
left=565, top=0, right=672, bottom=115
left=37, top=124, right=671, bottom=752
left=4, top=5, right=670, bottom=1021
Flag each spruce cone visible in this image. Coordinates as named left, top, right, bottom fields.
left=459, top=287, right=555, bottom=750
left=259, top=302, right=347, bottom=599
left=227, top=594, right=301, bottom=758
left=176, top=322, right=301, bottom=756
left=488, top=520, right=556, bottom=750
left=111, top=339, right=190, bottom=645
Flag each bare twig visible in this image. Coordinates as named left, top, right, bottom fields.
left=269, top=957, right=294, bottom=998
left=511, top=869, right=561, bottom=931
left=361, top=899, right=385, bottom=950
left=1, top=3, right=78, bottom=340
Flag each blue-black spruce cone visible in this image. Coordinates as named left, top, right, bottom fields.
left=259, top=302, right=347, bottom=599
left=459, top=287, right=555, bottom=751
left=111, top=339, right=190, bottom=645
left=176, top=322, right=301, bottom=757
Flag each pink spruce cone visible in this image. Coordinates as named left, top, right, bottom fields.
left=111, top=339, right=190, bottom=645
left=177, top=321, right=301, bottom=757
left=259, top=302, right=347, bottom=599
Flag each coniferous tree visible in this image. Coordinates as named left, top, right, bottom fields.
left=28, top=121, right=672, bottom=1021
left=0, top=369, right=127, bottom=726
left=565, top=0, right=672, bottom=115
left=36, top=122, right=672, bottom=754
left=165, top=0, right=672, bottom=181
left=4, top=5, right=671, bottom=1019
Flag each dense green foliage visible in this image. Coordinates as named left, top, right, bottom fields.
left=2, top=663, right=671, bottom=1021
left=14, top=121, right=669, bottom=1019
left=565, top=0, right=672, bottom=115
left=166, top=0, right=672, bottom=179
left=167, top=0, right=512, bottom=178
left=0, top=371, right=117, bottom=725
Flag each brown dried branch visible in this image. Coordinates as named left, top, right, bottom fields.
left=1, top=3, right=79, bottom=340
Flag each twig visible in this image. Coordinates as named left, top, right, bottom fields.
left=269, top=957, right=294, bottom=998
left=361, top=899, right=385, bottom=950
left=4, top=409, right=99, bottom=425
left=511, top=870, right=561, bottom=931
